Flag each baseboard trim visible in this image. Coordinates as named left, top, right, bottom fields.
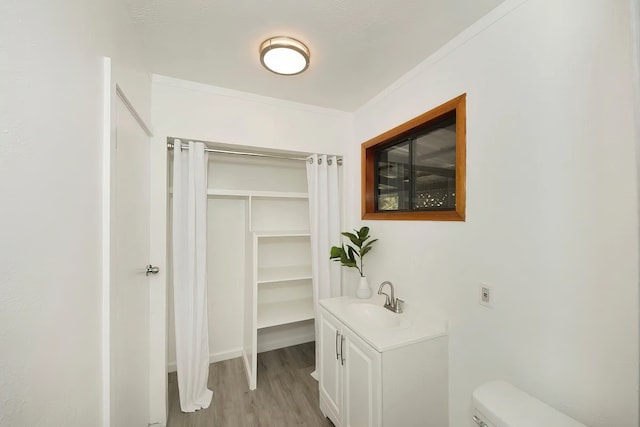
left=167, top=329, right=315, bottom=372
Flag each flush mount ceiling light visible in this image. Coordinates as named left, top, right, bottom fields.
left=260, top=36, right=310, bottom=75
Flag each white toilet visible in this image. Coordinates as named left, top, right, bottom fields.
left=472, top=380, right=586, bottom=427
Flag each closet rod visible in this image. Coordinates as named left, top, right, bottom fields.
left=167, top=141, right=306, bottom=162
left=167, top=140, right=342, bottom=164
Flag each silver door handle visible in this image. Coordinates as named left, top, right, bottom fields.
left=145, top=264, right=160, bottom=276
left=340, top=336, right=345, bottom=365
left=335, top=331, right=340, bottom=360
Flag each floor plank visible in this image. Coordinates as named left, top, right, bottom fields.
left=167, top=342, right=334, bottom=427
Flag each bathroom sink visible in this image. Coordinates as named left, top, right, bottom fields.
left=346, top=302, right=412, bottom=329
left=321, top=296, right=448, bottom=352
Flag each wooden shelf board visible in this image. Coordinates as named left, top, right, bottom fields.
left=257, top=298, right=315, bottom=329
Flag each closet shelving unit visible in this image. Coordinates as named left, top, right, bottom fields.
left=252, top=230, right=314, bottom=330
left=204, top=152, right=314, bottom=391
left=242, top=197, right=314, bottom=390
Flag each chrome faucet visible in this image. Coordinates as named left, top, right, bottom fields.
left=377, top=281, right=404, bottom=313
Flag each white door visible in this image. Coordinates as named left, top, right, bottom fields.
left=319, top=309, right=343, bottom=425
left=110, top=94, right=152, bottom=426
left=343, top=327, right=381, bottom=427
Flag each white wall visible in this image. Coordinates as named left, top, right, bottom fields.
left=152, top=77, right=352, bottom=370
left=0, top=1, right=150, bottom=426
left=349, top=1, right=639, bottom=426
left=152, top=76, right=352, bottom=155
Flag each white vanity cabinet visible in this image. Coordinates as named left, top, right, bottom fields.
left=318, top=308, right=343, bottom=422
left=342, top=321, right=383, bottom=427
left=318, top=299, right=448, bottom=427
left=319, top=308, right=381, bottom=427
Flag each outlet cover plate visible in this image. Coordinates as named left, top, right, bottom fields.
left=479, top=284, right=493, bottom=308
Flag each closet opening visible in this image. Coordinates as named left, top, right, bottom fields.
left=165, top=138, right=342, bottom=424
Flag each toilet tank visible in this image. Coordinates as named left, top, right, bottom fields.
left=472, top=381, right=586, bottom=427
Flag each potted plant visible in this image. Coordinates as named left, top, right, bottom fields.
left=330, top=226, right=377, bottom=298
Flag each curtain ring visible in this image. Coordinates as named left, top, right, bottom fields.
left=308, top=158, right=313, bottom=164
left=327, top=158, right=333, bottom=165
left=318, top=158, right=322, bottom=165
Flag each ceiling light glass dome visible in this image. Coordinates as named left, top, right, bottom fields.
left=260, top=36, right=310, bottom=75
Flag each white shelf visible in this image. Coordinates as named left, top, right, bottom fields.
left=207, top=189, right=308, bottom=199
left=254, top=230, right=310, bottom=238
left=257, top=266, right=313, bottom=284
left=257, top=297, right=315, bottom=329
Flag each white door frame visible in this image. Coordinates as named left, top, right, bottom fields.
left=101, top=57, right=166, bottom=427
left=631, top=1, right=640, bottom=423
left=148, top=91, right=169, bottom=427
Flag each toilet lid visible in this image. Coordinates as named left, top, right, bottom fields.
left=472, top=381, right=585, bottom=427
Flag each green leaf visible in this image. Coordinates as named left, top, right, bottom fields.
left=341, top=231, right=356, bottom=239
left=340, top=244, right=351, bottom=262
left=330, top=246, right=343, bottom=260
left=342, top=232, right=360, bottom=247
left=346, top=245, right=357, bottom=262
left=342, top=259, right=358, bottom=268
left=357, top=226, right=370, bottom=240
left=342, top=232, right=362, bottom=248
left=361, top=239, right=378, bottom=251
left=340, top=245, right=357, bottom=268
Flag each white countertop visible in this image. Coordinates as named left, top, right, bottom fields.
left=319, top=296, right=448, bottom=352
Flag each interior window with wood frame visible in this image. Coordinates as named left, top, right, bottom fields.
left=362, top=94, right=466, bottom=221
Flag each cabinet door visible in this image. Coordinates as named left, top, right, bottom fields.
left=342, top=327, right=382, bottom=427
left=318, top=309, right=343, bottom=425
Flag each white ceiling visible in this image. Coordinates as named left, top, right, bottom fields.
left=127, top=0, right=506, bottom=111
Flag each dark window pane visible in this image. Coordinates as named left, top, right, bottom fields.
left=376, top=140, right=410, bottom=211
left=413, top=118, right=456, bottom=211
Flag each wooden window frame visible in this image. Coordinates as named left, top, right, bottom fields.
left=361, top=94, right=466, bottom=221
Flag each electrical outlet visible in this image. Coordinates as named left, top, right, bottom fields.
left=479, top=284, right=492, bottom=308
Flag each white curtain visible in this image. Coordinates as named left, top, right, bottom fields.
left=172, top=140, right=213, bottom=412
left=306, top=154, right=342, bottom=374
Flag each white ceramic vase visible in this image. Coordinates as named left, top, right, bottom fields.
left=356, top=275, right=371, bottom=299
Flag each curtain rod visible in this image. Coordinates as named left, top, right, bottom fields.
left=167, top=141, right=342, bottom=165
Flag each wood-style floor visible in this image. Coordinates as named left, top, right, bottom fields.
left=167, top=342, right=334, bottom=427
